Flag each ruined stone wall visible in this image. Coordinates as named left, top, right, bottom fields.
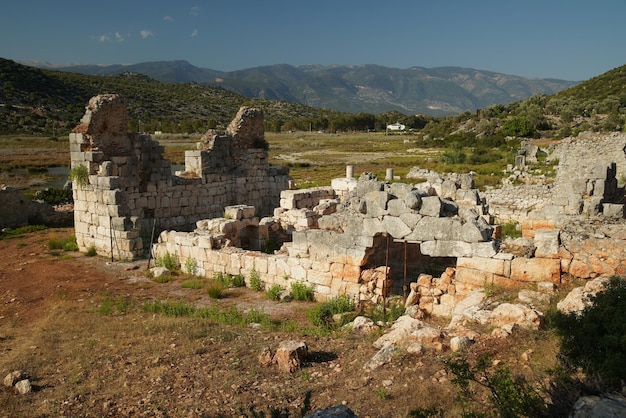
left=70, top=95, right=291, bottom=260
left=482, top=132, right=626, bottom=229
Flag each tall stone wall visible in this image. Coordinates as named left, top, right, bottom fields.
left=70, top=94, right=291, bottom=260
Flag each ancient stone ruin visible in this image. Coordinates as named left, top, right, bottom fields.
left=69, top=94, right=291, bottom=259
left=69, top=95, right=626, bottom=316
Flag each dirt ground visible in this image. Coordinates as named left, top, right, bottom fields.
left=0, top=228, right=551, bottom=417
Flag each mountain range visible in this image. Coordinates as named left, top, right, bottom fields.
left=34, top=60, right=578, bottom=116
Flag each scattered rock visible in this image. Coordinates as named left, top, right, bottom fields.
left=489, top=303, right=544, bottom=330
left=557, top=277, right=610, bottom=315
left=273, top=340, right=308, bottom=373
left=570, top=394, right=626, bottom=418
left=150, top=267, right=171, bottom=279
left=14, top=379, right=32, bottom=394
left=364, top=345, right=399, bottom=370
left=373, top=315, right=424, bottom=349
left=304, top=405, right=357, bottom=418
left=349, top=316, right=379, bottom=334
left=450, top=336, right=471, bottom=352
left=4, top=370, right=26, bottom=387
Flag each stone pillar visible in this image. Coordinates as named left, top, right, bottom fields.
left=346, top=165, right=354, bottom=179
left=515, top=155, right=526, bottom=170
left=385, top=168, right=394, bottom=181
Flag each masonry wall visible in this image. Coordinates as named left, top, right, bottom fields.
left=70, top=95, right=291, bottom=260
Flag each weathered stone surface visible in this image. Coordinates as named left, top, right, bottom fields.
left=534, top=229, right=560, bottom=258
left=381, top=216, right=411, bottom=239
left=273, top=340, right=308, bottom=373
left=489, top=303, right=543, bottom=330
left=14, top=379, right=32, bottom=394
left=450, top=336, right=471, bottom=352
left=449, top=290, right=486, bottom=327
left=557, top=277, right=610, bottom=315
left=402, top=190, right=422, bottom=210
left=373, top=315, right=424, bottom=349
left=410, top=326, right=444, bottom=346
left=304, top=405, right=358, bottom=418
left=150, top=266, right=172, bottom=279
left=419, top=196, right=443, bottom=217
left=420, top=240, right=472, bottom=258
left=363, top=344, right=399, bottom=370
left=460, top=217, right=493, bottom=242
left=510, top=257, right=560, bottom=283
left=350, top=316, right=379, bottom=334
left=3, top=370, right=26, bottom=387
left=569, top=394, right=626, bottom=418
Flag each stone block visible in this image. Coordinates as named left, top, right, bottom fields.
left=471, top=241, right=497, bottom=258
left=419, top=196, right=442, bottom=217
left=534, top=229, right=560, bottom=259
left=510, top=258, right=560, bottom=283
left=381, top=216, right=412, bottom=239
left=420, top=240, right=472, bottom=257
left=457, top=257, right=505, bottom=276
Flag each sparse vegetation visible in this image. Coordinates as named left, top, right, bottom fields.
left=266, top=284, right=285, bottom=301
left=47, top=234, right=78, bottom=251
left=155, top=251, right=178, bottom=271
left=249, top=268, right=263, bottom=291
left=291, top=281, right=314, bottom=301
left=307, top=296, right=355, bottom=329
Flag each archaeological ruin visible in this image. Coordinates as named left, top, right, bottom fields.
left=69, top=94, right=626, bottom=311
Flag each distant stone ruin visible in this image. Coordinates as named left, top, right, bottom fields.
left=68, top=96, right=626, bottom=317
left=69, top=94, right=291, bottom=259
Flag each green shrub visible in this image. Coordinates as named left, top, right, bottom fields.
left=291, top=281, right=314, bottom=301
left=231, top=274, right=245, bottom=287
left=184, top=256, right=198, bottom=275
left=85, top=245, right=97, bottom=257
left=368, top=301, right=405, bottom=324
left=249, top=268, right=263, bottom=291
left=155, top=251, right=178, bottom=271
left=445, top=354, right=547, bottom=417
left=48, top=234, right=78, bottom=251
left=68, top=164, right=89, bottom=187
left=266, top=284, right=285, bottom=301
left=307, top=296, right=355, bottom=329
left=549, top=276, right=626, bottom=390
left=34, top=188, right=73, bottom=205
left=439, top=149, right=467, bottom=164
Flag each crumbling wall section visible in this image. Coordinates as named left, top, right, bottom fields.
left=70, top=94, right=291, bottom=260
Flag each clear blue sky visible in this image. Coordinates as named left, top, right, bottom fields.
left=1, top=0, right=625, bottom=81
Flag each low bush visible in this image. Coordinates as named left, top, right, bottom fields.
left=307, top=296, right=355, bottom=329
left=549, top=276, right=626, bottom=390
left=249, top=268, right=263, bottom=291
left=207, top=281, right=224, bottom=299
left=155, top=251, right=178, bottom=271
left=266, top=284, right=284, bottom=301
left=291, top=281, right=314, bottom=301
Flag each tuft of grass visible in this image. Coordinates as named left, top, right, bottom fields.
left=207, top=281, right=224, bottom=299
left=85, top=245, right=97, bottom=257
left=48, top=234, right=78, bottom=251
left=181, top=277, right=205, bottom=289
left=501, top=221, right=522, bottom=238
left=291, top=281, right=314, bottom=301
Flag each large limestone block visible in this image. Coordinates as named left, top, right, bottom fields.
left=420, top=240, right=472, bottom=258
left=534, top=229, right=560, bottom=258
left=403, top=191, right=423, bottom=211
left=419, top=196, right=443, bottom=217
left=457, top=257, right=505, bottom=276
left=364, top=191, right=389, bottom=217
left=489, top=303, right=544, bottom=330
left=386, top=198, right=408, bottom=217
left=408, top=217, right=463, bottom=241
left=510, top=257, right=560, bottom=283
left=460, top=217, right=493, bottom=242
left=389, top=182, right=414, bottom=198
left=381, top=216, right=412, bottom=239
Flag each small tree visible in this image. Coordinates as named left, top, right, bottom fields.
left=550, top=276, right=626, bottom=390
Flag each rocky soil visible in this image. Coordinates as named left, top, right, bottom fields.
left=0, top=228, right=559, bottom=417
